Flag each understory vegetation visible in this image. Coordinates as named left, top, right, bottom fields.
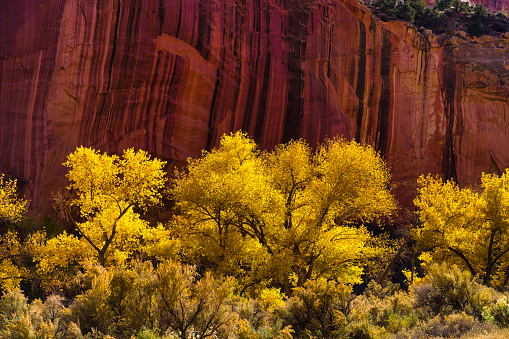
left=369, top=0, right=509, bottom=37
left=3, top=132, right=509, bottom=338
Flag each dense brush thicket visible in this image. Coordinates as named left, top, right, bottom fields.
left=2, top=263, right=509, bottom=338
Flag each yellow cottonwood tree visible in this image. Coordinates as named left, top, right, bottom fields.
left=0, top=174, right=28, bottom=225
left=39, top=147, right=167, bottom=270
left=0, top=174, right=42, bottom=291
left=172, top=132, right=396, bottom=293
left=414, top=171, right=509, bottom=287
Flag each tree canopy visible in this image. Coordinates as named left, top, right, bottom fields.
left=171, top=132, right=396, bottom=294
left=35, top=147, right=167, bottom=287
left=0, top=174, right=28, bottom=226
left=414, top=171, right=509, bottom=287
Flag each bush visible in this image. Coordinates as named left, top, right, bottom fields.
left=349, top=281, right=417, bottom=334
left=467, top=20, right=486, bottom=36
left=68, top=265, right=116, bottom=335
left=0, top=290, right=28, bottom=328
left=0, top=290, right=64, bottom=339
left=347, top=319, right=387, bottom=339
left=279, top=278, right=352, bottom=338
left=412, top=263, right=495, bottom=319
left=483, top=296, right=509, bottom=327
left=373, top=0, right=428, bottom=22
left=417, top=313, right=482, bottom=338
left=434, top=0, right=452, bottom=11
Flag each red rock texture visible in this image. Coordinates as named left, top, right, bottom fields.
left=1, top=0, right=509, bottom=213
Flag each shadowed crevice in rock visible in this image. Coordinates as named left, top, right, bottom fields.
left=254, top=6, right=272, bottom=145
left=375, top=31, right=391, bottom=157
left=282, top=3, right=308, bottom=144
left=442, top=48, right=459, bottom=183
left=355, top=20, right=367, bottom=143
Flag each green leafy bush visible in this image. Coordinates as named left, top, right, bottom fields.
left=372, top=0, right=428, bottom=22
left=483, top=296, right=509, bottom=327
left=349, top=281, right=417, bottom=334
left=347, top=318, right=386, bottom=339
left=434, top=0, right=452, bottom=11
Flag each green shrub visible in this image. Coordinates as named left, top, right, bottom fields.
left=483, top=296, right=509, bottom=327
left=135, top=327, right=162, bottom=339
left=434, top=0, right=452, bottom=11
left=373, top=0, right=428, bottom=22
left=0, top=291, right=63, bottom=339
left=233, top=297, right=276, bottom=338
left=0, top=290, right=28, bottom=328
left=349, top=281, right=417, bottom=334
left=467, top=20, right=486, bottom=36
left=68, top=265, right=116, bottom=335
left=279, top=278, right=352, bottom=338
left=411, top=263, right=495, bottom=319
left=346, top=318, right=386, bottom=339
left=451, top=0, right=470, bottom=13
left=154, top=260, right=236, bottom=339
left=112, top=262, right=158, bottom=337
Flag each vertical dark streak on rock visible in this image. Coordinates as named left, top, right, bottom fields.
left=106, top=0, right=121, bottom=92
left=419, top=39, right=429, bottom=150
left=327, top=23, right=333, bottom=77
left=197, top=1, right=210, bottom=61
left=375, top=31, right=390, bottom=156
left=442, top=48, right=458, bottom=182
left=206, top=66, right=222, bottom=151
left=122, top=6, right=136, bottom=87
left=79, top=0, right=103, bottom=145
left=254, top=3, right=271, bottom=144
left=355, top=20, right=366, bottom=142
left=230, top=0, right=244, bottom=132
left=142, top=51, right=161, bottom=127
left=282, top=3, right=307, bottom=144
left=144, top=54, right=164, bottom=153
left=242, top=0, right=260, bottom=135
left=158, top=0, right=165, bottom=35
left=162, top=56, right=182, bottom=158
left=176, top=0, right=182, bottom=37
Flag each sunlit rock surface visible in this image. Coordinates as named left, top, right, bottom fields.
left=1, top=0, right=509, bottom=212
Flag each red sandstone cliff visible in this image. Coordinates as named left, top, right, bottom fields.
left=1, top=0, right=509, bottom=213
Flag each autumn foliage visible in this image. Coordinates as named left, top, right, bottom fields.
left=171, top=132, right=395, bottom=293
left=4, top=132, right=509, bottom=338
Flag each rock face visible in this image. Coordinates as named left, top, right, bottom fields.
left=1, top=0, right=509, bottom=213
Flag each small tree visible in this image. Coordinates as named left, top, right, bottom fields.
left=414, top=171, right=509, bottom=287
left=467, top=4, right=488, bottom=36
left=0, top=174, right=27, bottom=226
left=44, top=147, right=166, bottom=267
left=0, top=174, right=40, bottom=291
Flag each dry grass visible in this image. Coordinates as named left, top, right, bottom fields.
left=455, top=328, right=509, bottom=338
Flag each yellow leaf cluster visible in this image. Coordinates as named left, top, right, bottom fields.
left=0, top=174, right=28, bottom=224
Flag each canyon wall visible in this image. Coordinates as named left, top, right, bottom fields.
left=1, top=0, right=509, bottom=213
